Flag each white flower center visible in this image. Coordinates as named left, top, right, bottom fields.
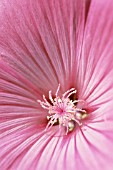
left=37, top=84, right=88, bottom=135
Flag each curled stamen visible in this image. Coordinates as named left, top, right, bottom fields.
left=62, top=88, right=76, bottom=98
left=66, top=90, right=77, bottom=99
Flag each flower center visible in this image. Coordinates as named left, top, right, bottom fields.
left=37, top=84, right=88, bottom=135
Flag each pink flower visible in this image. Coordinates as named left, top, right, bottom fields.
left=0, top=0, right=113, bottom=170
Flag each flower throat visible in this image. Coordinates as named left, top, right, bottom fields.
left=37, top=84, right=88, bottom=135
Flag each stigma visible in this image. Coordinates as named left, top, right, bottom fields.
left=37, top=84, right=88, bottom=135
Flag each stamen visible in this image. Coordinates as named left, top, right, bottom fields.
left=49, top=91, right=54, bottom=104
left=43, top=95, right=50, bottom=106
left=55, top=84, right=60, bottom=97
left=67, top=90, right=77, bottom=98
left=37, top=84, right=88, bottom=135
left=62, top=88, right=75, bottom=99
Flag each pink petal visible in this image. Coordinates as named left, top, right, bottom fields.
left=0, top=0, right=87, bottom=92
left=77, top=0, right=113, bottom=105
left=0, top=0, right=89, bottom=169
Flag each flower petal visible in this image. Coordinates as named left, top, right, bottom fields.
left=77, top=0, right=113, bottom=106
left=0, top=0, right=89, bottom=92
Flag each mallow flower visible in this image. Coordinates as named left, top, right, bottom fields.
left=0, top=0, right=113, bottom=170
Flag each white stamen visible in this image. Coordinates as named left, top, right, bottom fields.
left=49, top=91, right=54, bottom=104
left=37, top=84, right=88, bottom=135
left=62, top=88, right=75, bottom=98
left=55, top=84, right=60, bottom=97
